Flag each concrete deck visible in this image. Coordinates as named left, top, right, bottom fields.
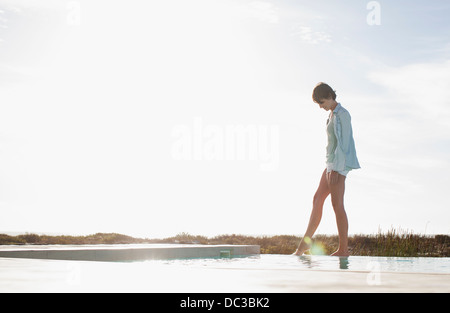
left=0, top=245, right=448, bottom=293
left=0, top=257, right=448, bottom=293
left=0, top=244, right=260, bottom=262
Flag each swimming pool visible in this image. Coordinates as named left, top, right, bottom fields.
left=1, top=244, right=447, bottom=274
left=1, top=254, right=449, bottom=292
left=147, top=254, right=450, bottom=274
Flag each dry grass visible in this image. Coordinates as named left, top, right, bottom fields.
left=166, top=230, right=449, bottom=257
left=1, top=229, right=448, bottom=257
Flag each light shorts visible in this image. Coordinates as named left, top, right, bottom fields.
left=327, top=167, right=351, bottom=177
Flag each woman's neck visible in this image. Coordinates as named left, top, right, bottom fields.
left=330, top=100, right=338, bottom=111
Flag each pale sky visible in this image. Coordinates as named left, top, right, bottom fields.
left=0, top=0, right=449, bottom=238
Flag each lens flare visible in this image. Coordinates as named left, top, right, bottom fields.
left=304, top=236, right=312, bottom=245
left=310, top=241, right=326, bottom=255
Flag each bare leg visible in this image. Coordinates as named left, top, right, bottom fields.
left=328, top=173, right=349, bottom=256
left=293, top=169, right=330, bottom=255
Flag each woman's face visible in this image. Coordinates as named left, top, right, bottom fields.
left=316, top=97, right=335, bottom=111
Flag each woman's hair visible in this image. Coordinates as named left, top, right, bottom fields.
left=312, top=82, right=336, bottom=103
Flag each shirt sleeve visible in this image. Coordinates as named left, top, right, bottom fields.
left=331, top=112, right=352, bottom=172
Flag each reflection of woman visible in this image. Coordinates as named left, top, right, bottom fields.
left=294, top=83, right=360, bottom=257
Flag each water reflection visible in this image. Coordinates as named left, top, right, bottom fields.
left=296, top=255, right=350, bottom=270
left=148, top=254, right=450, bottom=273
left=338, top=257, right=349, bottom=269
left=297, top=255, right=314, bottom=268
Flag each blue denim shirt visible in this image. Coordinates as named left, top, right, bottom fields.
left=326, top=103, right=361, bottom=172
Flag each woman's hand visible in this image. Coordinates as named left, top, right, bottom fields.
left=327, top=170, right=339, bottom=185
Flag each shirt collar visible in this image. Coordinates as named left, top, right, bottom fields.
left=333, top=102, right=342, bottom=114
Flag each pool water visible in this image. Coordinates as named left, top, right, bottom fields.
left=1, top=254, right=448, bottom=292
left=146, top=254, right=450, bottom=274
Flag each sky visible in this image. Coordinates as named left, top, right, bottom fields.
left=0, top=0, right=449, bottom=238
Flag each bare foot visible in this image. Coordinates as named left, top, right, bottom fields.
left=292, top=241, right=311, bottom=256
left=292, top=249, right=309, bottom=256
left=330, top=250, right=349, bottom=257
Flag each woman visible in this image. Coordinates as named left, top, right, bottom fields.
left=294, top=82, right=360, bottom=257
